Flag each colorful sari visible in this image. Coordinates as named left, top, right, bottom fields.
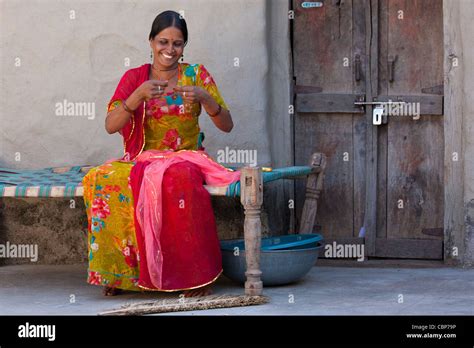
left=82, top=62, right=238, bottom=291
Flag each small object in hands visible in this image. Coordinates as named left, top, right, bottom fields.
left=157, top=79, right=168, bottom=94
left=175, top=80, right=191, bottom=113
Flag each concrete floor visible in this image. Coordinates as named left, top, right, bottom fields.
left=0, top=264, right=473, bottom=315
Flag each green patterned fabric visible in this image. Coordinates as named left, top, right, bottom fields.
left=0, top=165, right=313, bottom=198
left=0, top=166, right=84, bottom=197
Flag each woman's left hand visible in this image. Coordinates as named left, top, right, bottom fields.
left=173, top=86, right=209, bottom=104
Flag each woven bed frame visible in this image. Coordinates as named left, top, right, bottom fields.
left=0, top=152, right=326, bottom=295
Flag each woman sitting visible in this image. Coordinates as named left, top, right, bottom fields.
left=82, top=10, right=238, bottom=297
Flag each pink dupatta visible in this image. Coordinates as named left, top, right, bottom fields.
left=131, top=150, right=239, bottom=289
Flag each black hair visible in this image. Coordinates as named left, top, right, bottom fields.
left=149, top=10, right=188, bottom=46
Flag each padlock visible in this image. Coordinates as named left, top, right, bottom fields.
left=373, top=105, right=384, bottom=125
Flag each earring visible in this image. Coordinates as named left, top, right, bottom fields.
left=150, top=51, right=153, bottom=62
left=180, top=54, right=184, bottom=62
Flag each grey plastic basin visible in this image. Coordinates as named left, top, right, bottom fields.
left=220, top=234, right=324, bottom=286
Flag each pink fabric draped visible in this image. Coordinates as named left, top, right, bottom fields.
left=129, top=158, right=155, bottom=289
left=120, top=149, right=240, bottom=289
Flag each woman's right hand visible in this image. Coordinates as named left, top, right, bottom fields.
left=105, top=80, right=167, bottom=135
left=137, top=80, right=168, bottom=101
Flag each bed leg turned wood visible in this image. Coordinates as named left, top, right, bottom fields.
left=299, top=152, right=327, bottom=234
left=240, top=166, right=263, bottom=296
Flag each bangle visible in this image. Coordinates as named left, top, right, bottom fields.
left=122, top=100, right=135, bottom=113
left=208, top=104, right=222, bottom=117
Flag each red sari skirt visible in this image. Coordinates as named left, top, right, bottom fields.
left=82, top=160, right=222, bottom=291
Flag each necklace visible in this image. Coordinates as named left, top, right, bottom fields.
left=151, top=64, right=179, bottom=81
left=152, top=62, right=178, bottom=72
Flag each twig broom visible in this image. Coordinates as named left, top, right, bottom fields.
left=99, top=294, right=269, bottom=316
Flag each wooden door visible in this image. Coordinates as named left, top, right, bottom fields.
left=375, top=0, right=444, bottom=258
left=292, top=0, right=444, bottom=259
left=292, top=0, right=367, bottom=248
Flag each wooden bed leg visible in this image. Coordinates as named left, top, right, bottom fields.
left=299, top=153, right=327, bottom=234
left=240, top=166, right=263, bottom=296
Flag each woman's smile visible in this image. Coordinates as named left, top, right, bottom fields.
left=161, top=52, right=175, bottom=62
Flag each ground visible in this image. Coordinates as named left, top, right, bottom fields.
left=0, top=263, right=473, bottom=315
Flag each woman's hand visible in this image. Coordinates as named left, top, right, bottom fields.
left=173, top=85, right=234, bottom=133
left=137, top=80, right=168, bottom=101
left=105, top=79, right=166, bottom=134
left=173, top=86, right=209, bottom=104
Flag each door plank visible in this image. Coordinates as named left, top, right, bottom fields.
left=296, top=93, right=365, bottom=113
left=375, top=238, right=443, bottom=259
left=377, top=0, right=390, bottom=240
left=352, top=0, right=368, bottom=239
left=295, top=114, right=354, bottom=239
left=293, top=0, right=353, bottom=89
left=387, top=116, right=444, bottom=240
left=363, top=0, right=380, bottom=255
left=293, top=0, right=357, bottom=240
left=385, top=0, right=444, bottom=246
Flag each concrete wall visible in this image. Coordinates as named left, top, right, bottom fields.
left=443, top=0, right=474, bottom=267
left=458, top=0, right=474, bottom=266
left=0, top=0, right=275, bottom=169
left=265, top=0, right=294, bottom=234
left=0, top=0, right=290, bottom=264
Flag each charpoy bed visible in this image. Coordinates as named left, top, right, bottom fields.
left=0, top=152, right=326, bottom=295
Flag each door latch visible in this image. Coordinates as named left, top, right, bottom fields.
left=354, top=100, right=407, bottom=126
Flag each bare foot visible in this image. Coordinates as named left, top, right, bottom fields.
left=103, top=286, right=123, bottom=296
left=183, top=284, right=213, bottom=297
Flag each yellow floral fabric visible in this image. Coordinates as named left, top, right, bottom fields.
left=83, top=63, right=228, bottom=291
left=83, top=161, right=138, bottom=290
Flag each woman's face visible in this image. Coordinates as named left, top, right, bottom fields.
left=150, top=27, right=185, bottom=68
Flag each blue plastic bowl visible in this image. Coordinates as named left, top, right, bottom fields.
left=220, top=234, right=324, bottom=286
